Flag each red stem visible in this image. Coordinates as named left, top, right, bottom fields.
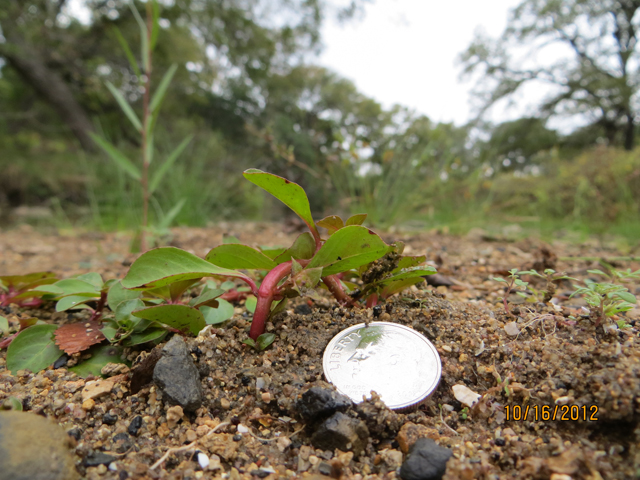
left=250, top=262, right=294, bottom=340
left=366, top=293, right=379, bottom=308
left=322, top=275, right=356, bottom=306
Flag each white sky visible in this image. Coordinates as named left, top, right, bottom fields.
left=319, top=0, right=523, bottom=126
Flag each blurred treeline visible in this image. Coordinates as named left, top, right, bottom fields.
left=1, top=0, right=639, bottom=239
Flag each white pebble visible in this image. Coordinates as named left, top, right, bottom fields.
left=197, top=452, right=210, bottom=470
left=237, top=424, right=249, bottom=434
left=452, top=384, right=482, bottom=408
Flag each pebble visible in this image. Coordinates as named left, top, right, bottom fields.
left=166, top=405, right=184, bottom=429
left=0, top=410, right=79, bottom=480
left=128, top=415, right=144, bottom=436
left=82, top=398, right=96, bottom=411
left=153, top=335, right=203, bottom=412
left=397, top=422, right=441, bottom=454
left=81, top=379, right=115, bottom=402
left=310, top=412, right=369, bottom=456
left=297, top=386, right=353, bottom=421
left=399, top=438, right=452, bottom=480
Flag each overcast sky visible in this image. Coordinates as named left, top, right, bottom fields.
left=318, top=0, right=522, bottom=126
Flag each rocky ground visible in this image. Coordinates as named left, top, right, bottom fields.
left=0, top=223, right=639, bottom=480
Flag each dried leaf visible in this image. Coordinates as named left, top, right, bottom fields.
left=54, top=320, right=106, bottom=355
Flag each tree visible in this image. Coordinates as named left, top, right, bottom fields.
left=0, top=0, right=367, bottom=150
left=460, top=0, right=640, bottom=150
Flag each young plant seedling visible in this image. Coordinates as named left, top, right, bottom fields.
left=0, top=272, right=58, bottom=308
left=517, top=269, right=576, bottom=303
left=122, top=169, right=437, bottom=344
left=570, top=279, right=637, bottom=327
left=492, top=269, right=529, bottom=316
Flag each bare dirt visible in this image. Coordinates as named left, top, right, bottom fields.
left=1, top=223, right=639, bottom=480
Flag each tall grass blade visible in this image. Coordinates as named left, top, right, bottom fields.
left=105, top=81, right=142, bottom=132
left=89, top=133, right=141, bottom=180
left=149, top=135, right=193, bottom=193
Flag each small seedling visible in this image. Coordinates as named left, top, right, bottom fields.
left=492, top=269, right=529, bottom=316
left=517, top=269, right=576, bottom=303
left=570, top=280, right=636, bottom=327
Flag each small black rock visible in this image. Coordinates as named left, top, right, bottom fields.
left=310, top=412, right=369, bottom=456
left=118, top=471, right=129, bottom=480
left=128, top=415, right=144, bottom=436
left=373, top=305, right=382, bottom=317
left=53, top=355, right=69, bottom=369
left=67, top=428, right=82, bottom=441
left=82, top=451, right=117, bottom=467
left=400, top=437, right=452, bottom=480
left=297, top=387, right=353, bottom=422
left=233, top=434, right=243, bottom=442
left=294, top=303, right=313, bottom=315
left=318, top=461, right=333, bottom=476
left=250, top=470, right=270, bottom=478
left=495, top=437, right=506, bottom=447
left=102, top=413, right=118, bottom=425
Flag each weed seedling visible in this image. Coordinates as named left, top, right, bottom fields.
left=570, top=280, right=636, bottom=327
left=492, top=269, right=529, bottom=316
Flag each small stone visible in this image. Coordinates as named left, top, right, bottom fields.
left=82, top=380, right=115, bottom=402
left=261, top=392, right=272, bottom=403
left=82, top=451, right=117, bottom=467
left=96, top=464, right=108, bottom=474
left=101, top=363, right=130, bottom=377
left=297, top=387, right=353, bottom=421
left=197, top=452, right=210, bottom=470
left=220, top=398, right=231, bottom=409
left=0, top=410, right=79, bottom=480
left=452, top=384, right=481, bottom=408
left=186, top=429, right=198, bottom=442
left=400, top=438, right=452, bottom=480
left=504, top=321, right=520, bottom=336
left=382, top=449, right=404, bottom=469
left=153, top=336, right=203, bottom=412
left=310, top=412, right=369, bottom=456
left=276, top=436, right=291, bottom=452
left=166, top=405, right=184, bottom=429
left=128, top=415, right=144, bottom=436
left=102, top=413, right=118, bottom=425
left=397, top=422, right=441, bottom=454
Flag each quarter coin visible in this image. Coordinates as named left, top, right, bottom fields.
left=323, top=322, right=442, bottom=411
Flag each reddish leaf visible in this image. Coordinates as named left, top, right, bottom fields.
left=54, top=320, right=106, bottom=355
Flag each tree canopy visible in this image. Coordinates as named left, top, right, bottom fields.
left=460, top=0, right=640, bottom=150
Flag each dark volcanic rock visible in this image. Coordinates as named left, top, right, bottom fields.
left=82, top=451, right=117, bottom=467
left=0, top=410, right=79, bottom=480
left=310, top=412, right=369, bottom=456
left=297, top=386, right=353, bottom=422
left=153, top=335, right=203, bottom=412
left=399, top=437, right=452, bottom=480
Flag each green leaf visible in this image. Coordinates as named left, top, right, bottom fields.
left=394, top=255, right=427, bottom=271
left=273, top=232, right=316, bottom=264
left=614, top=291, right=636, bottom=304
left=587, top=269, right=608, bottom=276
left=345, top=213, right=367, bottom=226
left=245, top=296, right=257, bottom=313
left=129, top=3, right=149, bottom=73
left=259, top=246, right=287, bottom=260
left=150, top=64, right=178, bottom=113
left=69, top=345, right=128, bottom=378
left=90, top=133, right=141, bottom=180
left=122, top=327, right=167, bottom=346
left=243, top=169, right=318, bottom=236
left=200, top=299, right=234, bottom=325
left=158, top=198, right=186, bottom=229
left=307, top=226, right=390, bottom=276
left=169, top=278, right=201, bottom=302
left=0, top=315, right=8, bottom=335
left=149, top=135, right=193, bottom=193
left=0, top=272, right=57, bottom=290
left=6, top=325, right=63, bottom=374
left=107, top=280, right=142, bottom=310
left=115, top=299, right=147, bottom=323
left=133, top=304, right=205, bottom=335
left=2, top=397, right=23, bottom=411
left=189, top=288, right=225, bottom=308
left=55, top=295, right=96, bottom=312
left=380, top=277, right=425, bottom=299
left=242, top=338, right=257, bottom=349
left=52, top=279, right=100, bottom=296
left=256, top=333, right=275, bottom=350
left=112, top=26, right=141, bottom=77
left=206, top=244, right=278, bottom=270
left=75, top=272, right=104, bottom=289
left=379, top=267, right=437, bottom=285
left=121, top=247, right=252, bottom=289
left=100, top=321, right=119, bottom=343
left=223, top=235, right=240, bottom=244
left=150, top=0, right=161, bottom=49
left=106, top=81, right=143, bottom=131
left=317, top=215, right=344, bottom=234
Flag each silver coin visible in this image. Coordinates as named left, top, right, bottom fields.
left=323, top=322, right=441, bottom=411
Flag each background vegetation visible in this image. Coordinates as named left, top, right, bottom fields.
left=1, top=0, right=639, bottom=242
